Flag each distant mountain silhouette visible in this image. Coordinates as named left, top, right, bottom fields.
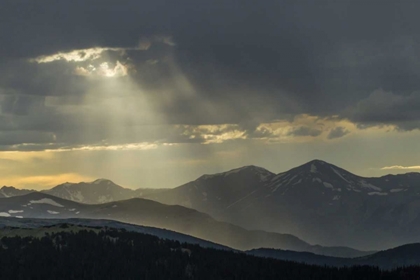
left=42, top=179, right=167, bottom=204
left=0, top=217, right=231, bottom=251
left=0, top=217, right=418, bottom=270
left=1, top=225, right=415, bottom=280
left=144, top=160, right=420, bottom=250
left=0, top=186, right=34, bottom=198
left=249, top=243, right=420, bottom=269
left=0, top=192, right=369, bottom=257
left=3, top=160, right=420, bottom=250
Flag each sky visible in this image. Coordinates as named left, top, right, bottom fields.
left=1, top=0, right=420, bottom=190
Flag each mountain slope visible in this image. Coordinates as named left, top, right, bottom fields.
left=145, top=165, right=276, bottom=217
left=0, top=186, right=34, bottom=198
left=144, top=160, right=420, bottom=250
left=0, top=227, right=412, bottom=280
left=0, top=218, right=416, bottom=270
left=4, top=160, right=420, bottom=250
left=42, top=179, right=167, bottom=204
left=0, top=217, right=231, bottom=250
left=0, top=193, right=369, bottom=257
left=249, top=243, right=420, bottom=269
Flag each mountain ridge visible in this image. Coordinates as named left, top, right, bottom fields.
left=3, top=159, right=419, bottom=194
left=248, top=242, right=420, bottom=269
left=143, top=160, right=420, bottom=250
left=0, top=192, right=371, bottom=257
left=2, top=160, right=420, bottom=250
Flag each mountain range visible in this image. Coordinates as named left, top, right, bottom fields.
left=248, top=243, right=420, bottom=270
left=0, top=217, right=418, bottom=270
left=41, top=179, right=167, bottom=204
left=0, top=217, right=231, bottom=251
left=0, top=186, right=34, bottom=198
left=144, top=160, right=420, bottom=250
left=1, top=223, right=414, bottom=280
left=2, top=159, right=420, bottom=250
left=0, top=192, right=370, bottom=257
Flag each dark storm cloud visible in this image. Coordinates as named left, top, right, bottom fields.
left=1, top=0, right=420, bottom=151
left=287, top=126, right=322, bottom=137
left=346, top=89, right=420, bottom=130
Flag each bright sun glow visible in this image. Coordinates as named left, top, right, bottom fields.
left=74, top=61, right=129, bottom=78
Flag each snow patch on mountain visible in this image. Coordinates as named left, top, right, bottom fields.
left=310, top=164, right=318, bottom=173
left=47, top=210, right=60, bottom=214
left=8, top=210, right=24, bottom=214
left=270, top=173, right=286, bottom=183
left=0, top=212, right=11, bottom=217
left=98, top=196, right=111, bottom=203
left=29, top=198, right=64, bottom=208
left=72, top=191, right=84, bottom=202
left=313, top=178, right=322, bottom=183
left=368, top=192, right=388, bottom=196
left=323, top=182, right=341, bottom=192
left=323, top=182, right=333, bottom=189
left=331, top=167, right=351, bottom=183
left=0, top=190, right=10, bottom=198
left=287, top=175, right=298, bottom=184
left=226, top=189, right=259, bottom=209
left=293, top=179, right=302, bottom=185
left=358, top=180, right=382, bottom=191
left=271, top=183, right=283, bottom=193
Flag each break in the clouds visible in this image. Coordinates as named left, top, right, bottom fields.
left=381, top=166, right=420, bottom=170
left=1, top=0, right=420, bottom=188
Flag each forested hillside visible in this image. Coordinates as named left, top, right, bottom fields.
left=0, top=226, right=419, bottom=280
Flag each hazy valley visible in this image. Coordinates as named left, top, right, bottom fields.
left=1, top=159, right=420, bottom=278
left=3, top=160, right=420, bottom=251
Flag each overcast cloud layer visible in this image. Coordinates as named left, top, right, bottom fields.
left=1, top=1, right=420, bottom=189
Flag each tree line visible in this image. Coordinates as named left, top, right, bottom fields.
left=0, top=225, right=419, bottom=279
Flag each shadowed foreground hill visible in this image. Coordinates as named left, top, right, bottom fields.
left=0, top=192, right=372, bottom=257
left=0, top=226, right=419, bottom=280
left=0, top=217, right=232, bottom=251
left=249, top=243, right=420, bottom=270
left=0, top=192, right=310, bottom=252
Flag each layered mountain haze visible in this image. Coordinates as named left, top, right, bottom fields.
left=0, top=192, right=370, bottom=257
left=144, top=160, right=420, bottom=250
left=146, top=165, right=276, bottom=215
left=3, top=160, right=420, bottom=251
left=0, top=218, right=416, bottom=270
left=0, top=186, right=34, bottom=198
left=1, top=225, right=414, bottom=280
left=248, top=243, right=420, bottom=270
left=42, top=179, right=167, bottom=204
left=0, top=217, right=232, bottom=251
